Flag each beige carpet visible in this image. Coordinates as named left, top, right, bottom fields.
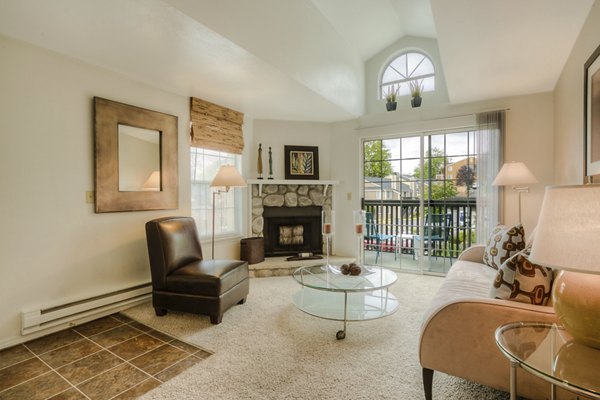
left=123, top=273, right=509, bottom=399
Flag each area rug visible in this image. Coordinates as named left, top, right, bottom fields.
left=122, top=273, right=509, bottom=399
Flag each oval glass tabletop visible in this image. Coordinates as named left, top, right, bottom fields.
left=292, top=264, right=398, bottom=292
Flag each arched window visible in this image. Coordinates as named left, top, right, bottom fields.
left=380, top=51, right=435, bottom=99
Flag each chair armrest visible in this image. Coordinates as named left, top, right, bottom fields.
left=458, top=245, right=486, bottom=263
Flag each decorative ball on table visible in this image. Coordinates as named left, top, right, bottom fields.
left=340, top=263, right=361, bottom=275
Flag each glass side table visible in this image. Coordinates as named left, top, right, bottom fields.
left=495, top=322, right=600, bottom=400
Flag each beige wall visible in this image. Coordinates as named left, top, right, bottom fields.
left=0, top=35, right=194, bottom=346
left=554, top=0, right=600, bottom=184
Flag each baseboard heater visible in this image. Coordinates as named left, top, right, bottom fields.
left=21, top=283, right=152, bottom=335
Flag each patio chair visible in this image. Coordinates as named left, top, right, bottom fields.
left=413, top=213, right=453, bottom=260
left=364, top=212, right=396, bottom=263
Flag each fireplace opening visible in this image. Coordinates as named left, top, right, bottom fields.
left=263, top=206, right=322, bottom=257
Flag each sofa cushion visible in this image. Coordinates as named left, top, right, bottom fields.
left=490, top=252, right=553, bottom=306
left=421, top=260, right=499, bottom=326
left=483, top=224, right=525, bottom=270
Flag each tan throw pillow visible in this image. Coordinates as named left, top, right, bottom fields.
left=490, top=252, right=553, bottom=306
left=483, top=224, right=525, bottom=270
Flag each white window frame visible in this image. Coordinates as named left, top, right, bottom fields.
left=191, top=148, right=243, bottom=239
left=379, top=50, right=435, bottom=99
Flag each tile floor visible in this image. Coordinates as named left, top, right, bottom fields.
left=0, top=313, right=212, bottom=399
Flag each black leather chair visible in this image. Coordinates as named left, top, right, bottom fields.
left=145, top=216, right=249, bottom=324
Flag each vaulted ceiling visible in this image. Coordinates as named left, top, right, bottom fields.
left=0, top=0, right=594, bottom=121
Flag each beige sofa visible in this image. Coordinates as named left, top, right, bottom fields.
left=419, top=245, right=558, bottom=400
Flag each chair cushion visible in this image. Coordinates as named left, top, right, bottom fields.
left=483, top=224, right=525, bottom=270
left=166, top=259, right=248, bottom=297
left=490, top=252, right=553, bottom=306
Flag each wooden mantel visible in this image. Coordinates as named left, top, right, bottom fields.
left=247, top=179, right=339, bottom=196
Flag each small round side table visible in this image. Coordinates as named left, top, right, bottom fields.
left=495, top=322, right=600, bottom=400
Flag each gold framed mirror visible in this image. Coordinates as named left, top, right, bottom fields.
left=94, top=97, right=178, bottom=212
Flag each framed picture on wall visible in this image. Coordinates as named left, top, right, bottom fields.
left=284, top=145, right=319, bottom=180
left=584, top=43, right=600, bottom=181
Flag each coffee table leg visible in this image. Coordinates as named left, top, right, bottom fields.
left=336, top=291, right=347, bottom=340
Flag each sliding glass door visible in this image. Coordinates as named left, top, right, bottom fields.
left=362, top=130, right=480, bottom=274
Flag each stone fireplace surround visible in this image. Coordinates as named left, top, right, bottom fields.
left=248, top=179, right=337, bottom=276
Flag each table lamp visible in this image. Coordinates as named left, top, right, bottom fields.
left=210, top=165, right=246, bottom=259
left=528, top=184, right=600, bottom=349
left=492, top=161, right=538, bottom=224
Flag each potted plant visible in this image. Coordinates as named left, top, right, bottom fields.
left=409, top=80, right=424, bottom=108
left=385, top=85, right=399, bottom=111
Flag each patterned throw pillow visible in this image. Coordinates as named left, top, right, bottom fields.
left=483, top=224, right=525, bottom=270
left=490, top=251, right=553, bottom=306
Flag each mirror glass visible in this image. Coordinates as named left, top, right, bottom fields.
left=118, top=124, right=161, bottom=191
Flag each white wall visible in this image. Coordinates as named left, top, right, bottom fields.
left=165, top=0, right=365, bottom=117
left=554, top=0, right=600, bottom=184
left=0, top=35, right=194, bottom=346
left=251, top=120, right=332, bottom=180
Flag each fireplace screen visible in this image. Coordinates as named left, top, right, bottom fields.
left=279, top=225, right=304, bottom=245
left=263, top=205, right=322, bottom=256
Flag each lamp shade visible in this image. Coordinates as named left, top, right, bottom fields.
left=210, top=165, right=246, bottom=188
left=492, top=162, right=538, bottom=186
left=529, top=184, right=600, bottom=273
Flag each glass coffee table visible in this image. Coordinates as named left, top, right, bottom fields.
left=495, top=322, right=600, bottom=400
left=292, top=265, right=399, bottom=340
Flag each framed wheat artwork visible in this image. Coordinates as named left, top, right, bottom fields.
left=284, top=145, right=319, bottom=180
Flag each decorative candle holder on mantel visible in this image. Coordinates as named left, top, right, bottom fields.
left=322, top=210, right=334, bottom=268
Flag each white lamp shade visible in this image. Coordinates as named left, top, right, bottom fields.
left=529, top=184, right=600, bottom=273
left=492, top=162, right=538, bottom=186
left=210, top=165, right=246, bottom=188
left=142, top=170, right=161, bottom=191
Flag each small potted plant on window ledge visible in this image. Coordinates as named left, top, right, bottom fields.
left=385, top=85, right=399, bottom=111
left=409, top=80, right=424, bottom=108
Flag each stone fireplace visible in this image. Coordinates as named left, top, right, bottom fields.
left=250, top=182, right=333, bottom=257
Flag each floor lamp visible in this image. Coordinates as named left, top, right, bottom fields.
left=210, top=165, right=246, bottom=259
left=492, top=161, right=538, bottom=225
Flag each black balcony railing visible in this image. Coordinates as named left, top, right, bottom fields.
left=362, top=199, right=477, bottom=259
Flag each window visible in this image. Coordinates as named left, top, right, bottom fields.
left=191, top=148, right=243, bottom=238
left=362, top=130, right=485, bottom=274
left=380, top=51, right=435, bottom=99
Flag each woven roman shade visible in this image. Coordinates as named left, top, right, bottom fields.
left=190, top=97, right=244, bottom=154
